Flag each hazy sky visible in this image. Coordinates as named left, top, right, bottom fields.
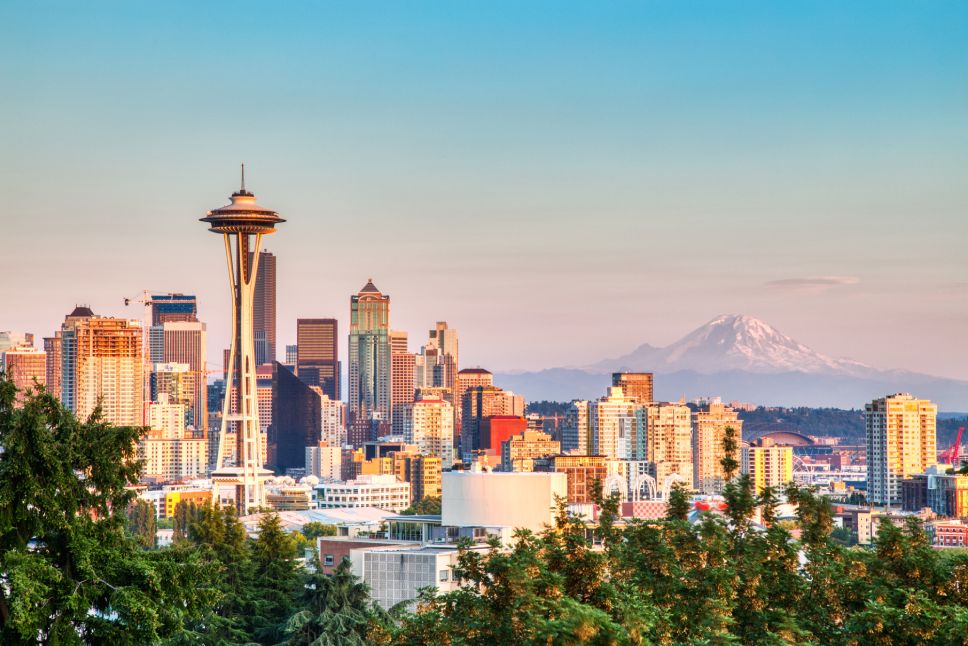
left=2, top=2, right=966, bottom=379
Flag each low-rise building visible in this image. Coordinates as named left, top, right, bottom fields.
left=441, top=469, right=566, bottom=532
left=931, top=520, right=968, bottom=547
left=314, top=474, right=411, bottom=513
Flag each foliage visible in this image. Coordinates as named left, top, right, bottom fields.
left=277, top=560, right=387, bottom=646
left=125, top=498, right=158, bottom=549
left=301, top=521, right=338, bottom=540
left=400, top=496, right=442, bottom=516
left=5, top=374, right=968, bottom=645
left=0, top=373, right=218, bottom=644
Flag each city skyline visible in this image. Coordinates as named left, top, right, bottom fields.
left=2, top=2, right=967, bottom=381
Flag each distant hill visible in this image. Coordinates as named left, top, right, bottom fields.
left=496, top=314, right=968, bottom=409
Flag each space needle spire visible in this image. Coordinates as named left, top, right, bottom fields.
left=201, top=168, right=285, bottom=512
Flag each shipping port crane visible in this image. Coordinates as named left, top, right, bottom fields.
left=940, top=426, right=965, bottom=465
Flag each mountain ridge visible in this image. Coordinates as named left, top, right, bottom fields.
left=495, top=314, right=968, bottom=409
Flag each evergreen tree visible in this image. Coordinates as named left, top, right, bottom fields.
left=126, top=498, right=158, bottom=549
left=247, top=513, right=301, bottom=643
left=0, top=374, right=217, bottom=643
left=279, top=560, right=386, bottom=646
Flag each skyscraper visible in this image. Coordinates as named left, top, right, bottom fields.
left=693, top=401, right=743, bottom=495
left=637, top=401, right=693, bottom=485
left=390, top=330, right=415, bottom=435
left=201, top=172, right=284, bottom=512
left=402, top=396, right=455, bottom=467
left=296, top=318, right=339, bottom=399
left=460, top=385, right=524, bottom=458
left=589, top=386, right=638, bottom=460
left=866, top=393, right=937, bottom=506
left=741, top=437, right=794, bottom=495
left=60, top=309, right=144, bottom=427
left=428, top=321, right=458, bottom=396
left=148, top=303, right=207, bottom=435
left=43, top=333, right=62, bottom=400
left=248, top=249, right=276, bottom=365
left=0, top=343, right=46, bottom=406
left=268, top=362, right=322, bottom=473
left=611, top=372, right=654, bottom=404
left=348, top=280, right=391, bottom=430
left=148, top=293, right=198, bottom=325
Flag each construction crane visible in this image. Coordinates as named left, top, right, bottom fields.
left=940, top=426, right=965, bottom=465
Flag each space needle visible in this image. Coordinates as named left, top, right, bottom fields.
left=201, top=166, right=284, bottom=512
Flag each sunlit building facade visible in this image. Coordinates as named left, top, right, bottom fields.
left=866, top=393, right=937, bottom=505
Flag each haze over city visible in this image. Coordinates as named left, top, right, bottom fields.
left=2, top=2, right=966, bottom=380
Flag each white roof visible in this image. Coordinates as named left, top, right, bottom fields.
left=239, top=507, right=395, bottom=532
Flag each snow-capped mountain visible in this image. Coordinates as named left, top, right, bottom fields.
left=495, top=314, right=968, bottom=408
left=588, top=314, right=872, bottom=376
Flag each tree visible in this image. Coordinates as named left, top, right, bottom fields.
left=301, top=521, right=338, bottom=540
left=0, top=374, right=217, bottom=643
left=247, top=514, right=302, bottom=643
left=172, top=500, right=202, bottom=543
left=664, top=481, right=691, bottom=522
left=279, top=559, right=386, bottom=646
left=400, top=496, right=441, bottom=516
left=126, top=499, right=158, bottom=549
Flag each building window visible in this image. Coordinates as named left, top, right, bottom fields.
left=439, top=569, right=449, bottom=582
left=324, top=554, right=334, bottom=566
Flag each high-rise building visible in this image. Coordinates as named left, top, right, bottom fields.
left=457, top=368, right=493, bottom=408
left=148, top=317, right=207, bottom=435
left=427, top=321, right=458, bottom=395
left=348, top=280, right=391, bottom=428
left=284, top=344, right=298, bottom=371
left=249, top=250, right=277, bottom=365
left=139, top=394, right=208, bottom=482
left=612, top=372, right=654, bottom=404
left=414, top=323, right=459, bottom=425
left=480, top=415, right=528, bottom=453
left=393, top=451, right=442, bottom=502
left=693, top=401, right=743, bottom=495
left=268, top=362, right=322, bottom=473
left=1, top=344, right=46, bottom=406
left=202, top=172, right=284, bottom=512
left=305, top=442, right=342, bottom=481
left=148, top=293, right=198, bottom=325
left=296, top=318, right=339, bottom=399
left=502, top=430, right=561, bottom=472
left=43, top=333, right=62, bottom=399
left=551, top=455, right=609, bottom=504
left=638, top=402, right=693, bottom=485
left=741, top=437, right=793, bottom=494
left=60, top=309, right=144, bottom=427
left=0, top=331, right=33, bottom=351
left=460, top=385, right=525, bottom=458
left=562, top=400, right=591, bottom=454
left=866, top=393, right=937, bottom=506
left=402, top=397, right=455, bottom=467
left=319, top=393, right=346, bottom=447
left=151, top=363, right=195, bottom=430
left=590, top=386, right=639, bottom=460
left=390, top=330, right=415, bottom=435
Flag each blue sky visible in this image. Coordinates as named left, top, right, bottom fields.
left=2, top=2, right=966, bottom=378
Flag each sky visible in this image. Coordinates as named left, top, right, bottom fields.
left=1, top=1, right=966, bottom=379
